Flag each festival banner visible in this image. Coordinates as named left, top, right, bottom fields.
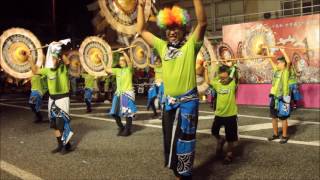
left=222, top=14, right=320, bottom=84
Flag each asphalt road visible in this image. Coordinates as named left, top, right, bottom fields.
left=0, top=93, right=319, bottom=180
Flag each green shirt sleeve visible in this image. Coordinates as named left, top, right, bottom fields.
left=39, top=68, right=48, bottom=76
left=153, top=36, right=167, bottom=57
left=111, top=68, right=119, bottom=75
left=283, top=69, right=290, bottom=96
left=128, top=66, right=133, bottom=73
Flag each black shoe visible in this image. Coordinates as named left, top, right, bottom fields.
left=151, top=113, right=158, bottom=119
left=223, top=154, right=233, bottom=165
left=33, top=112, right=43, bottom=123
left=85, top=100, right=92, bottom=113
left=279, top=136, right=289, bottom=144
left=117, top=127, right=124, bottom=136
left=267, top=135, right=280, bottom=141
left=119, top=128, right=131, bottom=137
left=60, top=143, right=73, bottom=155
left=51, top=145, right=63, bottom=153
left=65, top=142, right=72, bottom=150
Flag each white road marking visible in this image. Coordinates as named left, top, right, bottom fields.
left=69, top=105, right=151, bottom=110
left=0, top=102, right=319, bottom=147
left=199, top=115, right=215, bottom=120
left=2, top=102, right=319, bottom=125
left=238, top=120, right=319, bottom=132
left=69, top=106, right=111, bottom=110
left=84, top=111, right=153, bottom=117
left=0, top=98, right=27, bottom=101
left=0, top=160, right=43, bottom=180
left=64, top=102, right=108, bottom=106
left=199, top=119, right=319, bottom=134
left=2, top=97, right=319, bottom=112
left=240, top=105, right=320, bottom=112
left=198, top=110, right=320, bottom=124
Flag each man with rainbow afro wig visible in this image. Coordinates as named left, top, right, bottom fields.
left=137, top=0, right=207, bottom=179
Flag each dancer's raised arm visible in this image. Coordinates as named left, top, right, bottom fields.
left=137, top=0, right=156, bottom=47
left=192, top=0, right=207, bottom=42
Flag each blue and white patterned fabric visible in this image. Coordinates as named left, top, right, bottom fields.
left=278, top=96, right=291, bottom=117
left=147, top=82, right=164, bottom=109
left=84, top=88, right=93, bottom=103
left=109, top=91, right=137, bottom=118
left=163, top=88, right=199, bottom=177
left=49, top=97, right=73, bottom=145
left=29, top=90, right=43, bottom=112
left=289, top=84, right=302, bottom=101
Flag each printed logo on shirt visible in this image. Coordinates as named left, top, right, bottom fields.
left=48, top=75, right=56, bottom=80
left=218, top=88, right=230, bottom=94
left=273, top=71, right=281, bottom=78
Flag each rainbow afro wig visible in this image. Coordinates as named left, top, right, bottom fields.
left=157, top=6, right=190, bottom=29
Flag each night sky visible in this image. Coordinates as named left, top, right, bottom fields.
left=0, top=0, right=95, bottom=46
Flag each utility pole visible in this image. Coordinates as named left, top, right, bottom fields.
left=52, top=0, right=57, bottom=38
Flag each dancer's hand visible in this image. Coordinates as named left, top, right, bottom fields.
left=26, top=51, right=35, bottom=64
left=279, top=47, right=291, bottom=67
left=203, top=61, right=209, bottom=69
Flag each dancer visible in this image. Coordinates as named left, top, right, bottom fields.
left=147, top=57, right=164, bottom=118
left=81, top=72, right=96, bottom=113
left=29, top=39, right=74, bottom=154
left=266, top=47, right=291, bottom=144
left=204, top=64, right=238, bottom=164
left=288, top=65, right=302, bottom=109
left=104, top=51, right=137, bottom=136
left=29, top=74, right=47, bottom=123
left=137, top=0, right=207, bottom=178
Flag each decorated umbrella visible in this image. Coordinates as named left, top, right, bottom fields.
left=67, top=50, right=81, bottom=78
left=129, top=37, right=150, bottom=68
left=216, top=42, right=235, bottom=61
left=243, top=24, right=276, bottom=57
left=196, top=37, right=216, bottom=94
left=97, top=0, right=152, bottom=35
left=0, top=28, right=44, bottom=79
left=79, top=36, right=113, bottom=76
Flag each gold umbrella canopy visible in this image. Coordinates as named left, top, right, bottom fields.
left=196, top=37, right=216, bottom=94
left=244, top=24, right=276, bottom=57
left=98, top=0, right=152, bottom=35
left=79, top=36, right=113, bottom=76
left=129, top=37, right=150, bottom=69
left=67, top=50, right=82, bottom=77
left=0, top=28, right=44, bottom=79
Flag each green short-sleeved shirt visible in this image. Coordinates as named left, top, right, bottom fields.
left=31, top=75, right=47, bottom=95
left=270, top=67, right=289, bottom=97
left=289, top=67, right=297, bottom=85
left=153, top=35, right=203, bottom=97
left=211, top=79, right=238, bottom=117
left=112, top=67, right=133, bottom=94
left=39, top=64, right=69, bottom=95
left=82, top=73, right=95, bottom=89
left=154, top=67, right=163, bottom=81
